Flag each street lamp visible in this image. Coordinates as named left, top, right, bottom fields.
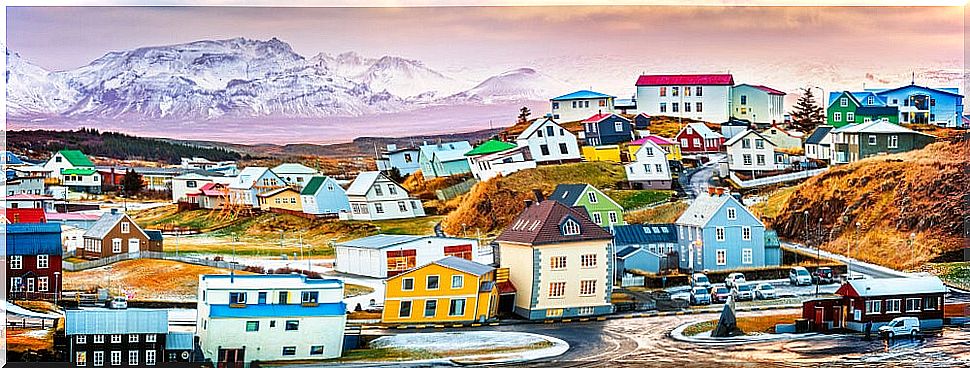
left=909, top=232, right=917, bottom=269
left=816, top=217, right=822, bottom=297
left=54, top=272, right=61, bottom=305
left=279, top=230, right=285, bottom=258
left=852, top=221, right=861, bottom=278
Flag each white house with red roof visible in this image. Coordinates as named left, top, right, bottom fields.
left=635, top=74, right=734, bottom=123
left=675, top=123, right=725, bottom=154
left=731, top=84, right=787, bottom=126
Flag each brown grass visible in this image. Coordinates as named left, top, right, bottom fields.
left=7, top=328, right=54, bottom=352
left=684, top=313, right=800, bottom=336
left=625, top=201, right=689, bottom=224
left=12, top=300, right=60, bottom=315
left=63, top=259, right=253, bottom=301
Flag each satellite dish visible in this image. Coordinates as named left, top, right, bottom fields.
left=181, top=351, right=189, bottom=359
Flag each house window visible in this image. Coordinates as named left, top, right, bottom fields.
left=740, top=95, right=747, bottom=105
left=886, top=299, right=902, bottom=313
left=402, top=278, right=414, bottom=291
left=685, top=86, right=692, bottom=96
left=282, top=346, right=297, bottom=356
left=614, top=121, right=624, bottom=132
left=716, top=249, right=727, bottom=265
left=398, top=201, right=407, bottom=212
left=246, top=321, right=259, bottom=332
left=539, top=145, right=550, bottom=156
left=924, top=296, right=939, bottom=310
left=562, top=220, right=581, bottom=235
left=867, top=96, right=874, bottom=105
left=743, top=154, right=752, bottom=166
left=94, top=335, right=105, bottom=344
left=755, top=139, right=764, bottom=149
left=424, top=300, right=437, bottom=317
left=696, top=102, right=703, bottom=112
left=742, top=226, right=752, bottom=240
left=866, top=300, right=882, bottom=314
left=840, top=97, right=847, bottom=107
left=548, top=282, right=566, bottom=298
left=10, top=256, right=22, bottom=270
left=92, top=351, right=102, bottom=366
left=756, top=155, right=766, bottom=166
left=643, top=164, right=651, bottom=173
left=644, top=147, right=654, bottom=156
left=587, top=192, right=599, bottom=203
left=742, top=139, right=751, bottom=149
left=112, top=239, right=122, bottom=253
left=110, top=351, right=121, bottom=366
left=868, top=136, right=877, bottom=145
left=449, top=298, right=466, bottom=316
left=128, top=334, right=139, bottom=343
left=672, top=87, right=679, bottom=96
left=696, top=86, right=703, bottom=96
left=78, top=352, right=88, bottom=367
left=550, top=256, right=567, bottom=270
left=592, top=212, right=602, bottom=224
left=145, top=350, right=156, bottom=366
left=581, top=254, right=597, bottom=268
left=310, top=345, right=326, bottom=356
left=559, top=143, right=568, bottom=155
left=847, top=112, right=855, bottom=122
left=452, top=275, right=464, bottom=289
left=888, top=135, right=898, bottom=148
left=427, top=275, right=440, bottom=290
left=608, top=211, right=618, bottom=224
left=655, top=164, right=663, bottom=172
left=77, top=335, right=87, bottom=344
left=546, top=126, right=555, bottom=136
left=285, top=320, right=300, bottom=331
left=145, top=334, right=156, bottom=343
left=279, top=291, right=289, bottom=304
left=834, top=112, right=842, bottom=122
left=693, top=138, right=700, bottom=147
left=741, top=248, right=753, bottom=264
left=128, top=351, right=138, bottom=366
left=374, top=185, right=383, bottom=196
left=660, top=103, right=667, bottom=113
left=375, top=203, right=384, bottom=214
left=399, top=301, right=412, bottom=317
left=552, top=102, right=560, bottom=110
left=230, top=292, right=246, bottom=304
left=716, top=227, right=725, bottom=241
left=660, top=87, right=666, bottom=97
left=727, top=208, right=737, bottom=220
left=121, top=222, right=130, bottom=234
left=684, top=103, right=691, bottom=112
left=580, top=280, right=597, bottom=296
left=905, top=298, right=921, bottom=312
left=302, top=291, right=319, bottom=304
left=672, top=103, right=679, bottom=112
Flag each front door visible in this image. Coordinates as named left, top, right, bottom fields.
left=832, top=306, right=842, bottom=328
left=128, top=238, right=140, bottom=253
left=26, top=278, right=35, bottom=293
left=217, top=348, right=245, bottom=368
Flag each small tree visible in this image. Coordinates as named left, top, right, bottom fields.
left=517, top=106, right=531, bottom=123
left=386, top=167, right=404, bottom=183
left=790, top=87, right=825, bottom=133
left=120, top=169, right=144, bottom=197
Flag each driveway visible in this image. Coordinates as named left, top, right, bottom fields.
left=682, top=153, right=725, bottom=199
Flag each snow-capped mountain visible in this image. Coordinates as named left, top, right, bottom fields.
left=446, top=68, right=569, bottom=104
left=6, top=38, right=557, bottom=121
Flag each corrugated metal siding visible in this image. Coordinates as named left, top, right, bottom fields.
left=65, top=310, right=168, bottom=335
left=5, top=223, right=62, bottom=255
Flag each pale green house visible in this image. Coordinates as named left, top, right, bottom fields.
left=548, top=183, right=625, bottom=227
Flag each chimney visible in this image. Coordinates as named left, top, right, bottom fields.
left=110, top=208, right=118, bottom=215
left=524, top=200, right=534, bottom=208
left=707, top=187, right=716, bottom=196
left=532, top=189, right=545, bottom=203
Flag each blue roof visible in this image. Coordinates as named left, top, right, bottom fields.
left=611, top=224, right=678, bottom=246
left=551, top=90, right=615, bottom=101
left=209, top=302, right=347, bottom=318
left=4, top=152, right=24, bottom=165
left=145, top=230, right=164, bottom=242
left=65, top=309, right=168, bottom=335
left=6, top=223, right=62, bottom=256
left=166, top=332, right=195, bottom=350
left=805, top=126, right=833, bottom=145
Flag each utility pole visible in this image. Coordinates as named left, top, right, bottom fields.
left=279, top=230, right=285, bottom=258
left=174, top=226, right=180, bottom=258
left=816, top=217, right=822, bottom=297
left=299, top=230, right=305, bottom=264
left=851, top=222, right=860, bottom=278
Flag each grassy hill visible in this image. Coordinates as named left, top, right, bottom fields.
left=759, top=134, right=970, bottom=270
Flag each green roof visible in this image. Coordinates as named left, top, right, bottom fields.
left=301, top=176, right=326, bottom=195
left=61, top=168, right=97, bottom=176
left=464, top=140, right=517, bottom=156
left=59, top=150, right=95, bottom=167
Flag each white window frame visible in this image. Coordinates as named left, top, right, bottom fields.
left=840, top=97, right=848, bottom=107
left=548, top=281, right=566, bottom=298
left=726, top=208, right=736, bottom=220
left=128, top=351, right=138, bottom=366
left=562, top=220, right=581, bottom=235
left=145, top=334, right=156, bottom=343
left=402, top=277, right=414, bottom=291
left=592, top=212, right=602, bottom=224
left=37, top=254, right=49, bottom=269
left=93, top=351, right=104, bottom=367
left=741, top=248, right=753, bottom=264
left=110, top=334, right=121, bottom=344
left=587, top=191, right=598, bottom=203
left=146, top=350, right=156, bottom=366
left=110, top=351, right=121, bottom=366
left=77, top=335, right=87, bottom=344
left=129, top=334, right=139, bottom=343
left=886, top=299, right=902, bottom=313
left=715, top=227, right=725, bottom=241
left=716, top=249, right=727, bottom=265
left=742, top=226, right=751, bottom=241
left=579, top=279, right=597, bottom=296
left=93, top=334, right=105, bottom=344
left=846, top=112, right=855, bottom=122
left=866, top=300, right=882, bottom=314
left=112, top=238, right=122, bottom=253
left=10, top=256, right=22, bottom=270
left=608, top=211, right=618, bottom=224
left=451, top=275, right=464, bottom=289
left=550, top=256, right=567, bottom=270
left=905, top=298, right=921, bottom=312
left=121, top=222, right=130, bottom=234
left=581, top=254, right=597, bottom=268
left=834, top=112, right=842, bottom=122
left=888, top=135, right=898, bottom=148
left=868, top=135, right=877, bottom=146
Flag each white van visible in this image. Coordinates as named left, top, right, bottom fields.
left=878, top=317, right=920, bottom=338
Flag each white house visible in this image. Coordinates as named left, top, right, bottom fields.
left=761, top=124, right=805, bottom=150
left=549, top=90, right=616, bottom=122
left=6, top=176, right=44, bottom=197
left=730, top=84, right=786, bottom=126
left=333, top=234, right=492, bottom=278
left=196, top=274, right=347, bottom=365
left=515, top=117, right=582, bottom=165
left=43, top=150, right=100, bottom=194
left=804, top=126, right=834, bottom=161
left=725, top=130, right=778, bottom=172
left=272, top=163, right=320, bottom=189
left=339, top=171, right=425, bottom=221
left=625, top=139, right=673, bottom=189
left=181, top=157, right=238, bottom=175
left=465, top=140, right=536, bottom=181
left=171, top=173, right=231, bottom=203
left=228, top=167, right=285, bottom=208
left=635, top=74, right=734, bottom=123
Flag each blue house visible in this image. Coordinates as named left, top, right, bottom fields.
left=632, top=112, right=651, bottom=130
left=675, top=192, right=772, bottom=272
left=611, top=224, right=678, bottom=277
left=828, top=84, right=964, bottom=128
left=582, top=113, right=634, bottom=146
left=418, top=141, right=473, bottom=178
left=376, top=144, right=421, bottom=176
left=300, top=176, right=351, bottom=216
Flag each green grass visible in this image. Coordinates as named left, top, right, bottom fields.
left=931, top=262, right=970, bottom=290
left=605, top=189, right=674, bottom=211
left=338, top=348, right=440, bottom=362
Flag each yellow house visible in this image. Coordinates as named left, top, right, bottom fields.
left=382, top=256, right=499, bottom=324
left=581, top=145, right=623, bottom=162
left=628, top=135, right=682, bottom=161
left=257, top=187, right=303, bottom=212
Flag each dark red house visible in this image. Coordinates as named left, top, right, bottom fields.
left=675, top=122, right=725, bottom=153
left=802, top=277, right=947, bottom=332
left=6, top=223, right=63, bottom=301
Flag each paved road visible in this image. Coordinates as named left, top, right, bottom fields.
left=683, top=154, right=725, bottom=199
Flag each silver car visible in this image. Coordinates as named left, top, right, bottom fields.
left=689, top=287, right=712, bottom=305
left=732, top=282, right=754, bottom=301
left=754, top=283, right=777, bottom=299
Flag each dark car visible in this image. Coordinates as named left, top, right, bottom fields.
left=710, top=284, right=731, bottom=304
left=812, top=267, right=836, bottom=284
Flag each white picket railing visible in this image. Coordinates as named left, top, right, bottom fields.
left=63, top=251, right=247, bottom=272
left=729, top=168, right=828, bottom=188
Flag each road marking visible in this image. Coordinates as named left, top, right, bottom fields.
left=452, top=324, right=464, bottom=328
left=471, top=323, right=482, bottom=327
left=433, top=324, right=445, bottom=328
left=562, top=319, right=572, bottom=323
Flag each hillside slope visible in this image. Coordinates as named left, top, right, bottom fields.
left=765, top=134, right=970, bottom=269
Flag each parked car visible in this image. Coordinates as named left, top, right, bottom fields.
left=812, top=267, right=836, bottom=284
left=878, top=317, right=921, bottom=339
left=841, top=273, right=870, bottom=283
left=732, top=282, right=754, bottom=301
left=689, top=287, right=712, bottom=305
left=710, top=284, right=731, bottom=304
left=692, top=273, right=711, bottom=290
left=108, top=296, right=128, bottom=309
left=754, top=283, right=777, bottom=299
left=789, top=267, right=812, bottom=286
left=725, top=272, right=746, bottom=288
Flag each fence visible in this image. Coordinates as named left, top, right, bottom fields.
left=435, top=178, right=478, bottom=201
left=729, top=168, right=828, bottom=188
left=63, top=251, right=248, bottom=272
left=621, top=274, right=645, bottom=287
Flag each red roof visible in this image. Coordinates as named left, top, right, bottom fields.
left=631, top=135, right=675, bottom=146
left=582, top=113, right=615, bottom=123
left=6, top=194, right=54, bottom=201
left=496, top=281, right=517, bottom=295
left=6, top=208, right=47, bottom=224
left=753, top=85, right=786, bottom=95
left=495, top=200, right=613, bottom=245
left=635, top=74, right=734, bottom=86
left=199, top=183, right=228, bottom=197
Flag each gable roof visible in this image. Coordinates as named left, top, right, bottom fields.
left=420, top=141, right=473, bottom=163
left=345, top=171, right=387, bottom=196
left=199, top=182, right=228, bottom=196
left=828, top=91, right=862, bottom=108
left=495, top=200, right=613, bottom=245
left=764, top=124, right=805, bottom=138
left=679, top=123, right=723, bottom=140
left=335, top=234, right=438, bottom=250
left=301, top=176, right=331, bottom=195
left=675, top=193, right=759, bottom=228
left=804, top=126, right=834, bottom=145
left=144, top=230, right=164, bottom=242
left=272, top=163, right=318, bottom=175
left=548, top=183, right=589, bottom=206
left=833, top=120, right=933, bottom=136
left=4, top=151, right=24, bottom=165
left=57, top=150, right=95, bottom=167
left=875, top=84, right=964, bottom=98
left=517, top=117, right=564, bottom=141
left=256, top=186, right=299, bottom=198
left=751, top=85, right=786, bottom=95
left=582, top=113, right=630, bottom=123
left=636, top=74, right=734, bottom=86
left=836, top=277, right=946, bottom=298
left=724, top=129, right=774, bottom=147
left=390, top=256, right=495, bottom=281
left=229, top=167, right=275, bottom=190
left=465, top=140, right=517, bottom=157
left=84, top=211, right=147, bottom=240
left=551, top=90, right=615, bottom=101
left=630, top=135, right=675, bottom=146
left=65, top=309, right=168, bottom=336
left=611, top=224, right=677, bottom=246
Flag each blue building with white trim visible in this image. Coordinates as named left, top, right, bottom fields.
left=828, top=84, right=964, bottom=128
left=675, top=192, right=774, bottom=272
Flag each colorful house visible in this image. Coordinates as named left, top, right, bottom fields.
left=804, top=125, right=834, bottom=161
left=333, top=235, right=489, bottom=278
left=495, top=200, right=615, bottom=320
left=802, top=277, right=946, bottom=332
left=675, top=190, right=772, bottom=272
left=6, top=223, right=63, bottom=301
left=340, top=171, right=425, bottom=221
left=581, top=145, right=624, bottom=163
left=257, top=187, right=303, bottom=212
left=628, top=136, right=682, bottom=161
left=418, top=141, right=473, bottom=178
left=514, top=117, right=582, bottom=164
left=81, top=210, right=163, bottom=259
left=625, top=140, right=672, bottom=189
left=186, top=182, right=230, bottom=210
left=228, top=167, right=285, bottom=207
left=44, top=150, right=100, bottom=194
left=635, top=74, right=735, bottom=123
left=381, top=257, right=499, bottom=324
left=548, top=183, right=625, bottom=227
left=582, top=113, right=634, bottom=146
left=827, top=85, right=964, bottom=128
left=675, top=123, right=725, bottom=154
left=830, top=120, right=936, bottom=165
left=730, top=84, right=786, bottom=126
left=272, top=163, right=320, bottom=189
left=172, top=172, right=226, bottom=203
left=300, top=176, right=351, bottom=216
left=376, top=144, right=421, bottom=176
left=465, top=140, right=536, bottom=181
left=550, top=90, right=616, bottom=122
left=611, top=224, right=679, bottom=277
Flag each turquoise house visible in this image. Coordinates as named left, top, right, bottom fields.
left=418, top=141, right=473, bottom=178
left=300, top=176, right=351, bottom=215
